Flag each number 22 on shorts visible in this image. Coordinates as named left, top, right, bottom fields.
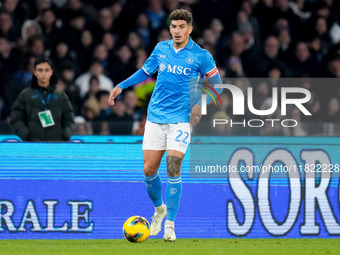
left=175, top=130, right=189, bottom=144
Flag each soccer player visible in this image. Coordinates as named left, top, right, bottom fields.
left=109, top=9, right=222, bottom=241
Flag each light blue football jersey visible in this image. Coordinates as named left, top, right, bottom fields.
left=142, top=38, right=218, bottom=124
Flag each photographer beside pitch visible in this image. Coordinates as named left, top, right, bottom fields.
left=109, top=9, right=222, bottom=242
left=11, top=57, right=75, bottom=141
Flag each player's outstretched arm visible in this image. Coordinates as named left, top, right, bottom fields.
left=190, top=104, right=202, bottom=125
left=109, top=68, right=150, bottom=105
left=109, top=86, right=122, bottom=105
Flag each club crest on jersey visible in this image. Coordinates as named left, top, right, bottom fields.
left=185, top=57, right=193, bottom=64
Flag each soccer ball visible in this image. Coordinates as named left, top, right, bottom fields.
left=123, top=216, right=151, bottom=243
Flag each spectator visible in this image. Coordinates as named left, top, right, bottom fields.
left=26, top=35, right=46, bottom=58
left=283, top=107, right=308, bottom=136
left=32, top=0, right=57, bottom=18
left=10, top=57, right=75, bottom=141
left=210, top=18, right=226, bottom=56
left=0, top=36, right=25, bottom=120
left=313, top=17, right=332, bottom=52
left=14, top=55, right=36, bottom=87
left=288, top=0, right=312, bottom=21
left=75, top=61, right=114, bottom=98
left=62, top=11, right=87, bottom=50
left=61, top=0, right=94, bottom=24
left=109, top=45, right=136, bottom=84
left=102, top=32, right=116, bottom=58
left=225, top=33, right=247, bottom=77
left=107, top=98, right=133, bottom=135
left=0, top=36, right=21, bottom=75
left=76, top=30, right=94, bottom=73
left=315, top=57, right=340, bottom=112
left=127, top=32, right=144, bottom=53
left=0, top=11, right=19, bottom=42
left=146, top=0, right=166, bottom=34
left=17, top=20, right=42, bottom=53
left=38, top=8, right=62, bottom=50
left=81, top=96, right=100, bottom=121
left=272, top=0, right=302, bottom=40
left=327, top=57, right=340, bottom=78
left=239, top=0, right=261, bottom=41
left=324, top=97, right=340, bottom=122
left=124, top=90, right=143, bottom=121
left=80, top=76, right=104, bottom=125
left=278, top=29, right=294, bottom=63
left=0, top=0, right=30, bottom=25
left=299, top=78, right=321, bottom=122
left=95, top=90, right=112, bottom=120
left=135, top=13, right=152, bottom=50
left=289, top=41, right=319, bottom=77
left=83, top=75, right=101, bottom=103
left=74, top=116, right=93, bottom=135
left=200, top=28, right=218, bottom=57
left=307, top=35, right=325, bottom=64
left=58, top=64, right=82, bottom=115
left=50, top=40, right=80, bottom=76
left=90, top=8, right=117, bottom=45
left=238, top=20, right=260, bottom=56
left=92, top=44, right=109, bottom=71
left=253, top=0, right=277, bottom=38
left=157, top=27, right=171, bottom=42
left=248, top=35, right=291, bottom=77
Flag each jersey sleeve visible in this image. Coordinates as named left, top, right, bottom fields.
left=199, top=50, right=219, bottom=78
left=142, top=44, right=160, bottom=76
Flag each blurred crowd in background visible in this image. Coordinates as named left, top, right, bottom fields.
left=1, top=0, right=340, bottom=136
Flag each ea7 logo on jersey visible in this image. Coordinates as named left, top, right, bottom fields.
left=167, top=64, right=191, bottom=75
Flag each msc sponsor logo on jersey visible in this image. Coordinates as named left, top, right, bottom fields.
left=159, top=64, right=191, bottom=75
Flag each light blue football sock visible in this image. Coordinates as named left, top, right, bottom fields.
left=165, top=176, right=182, bottom=221
left=144, top=172, right=163, bottom=207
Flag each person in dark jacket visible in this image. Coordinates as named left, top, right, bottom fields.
left=10, top=57, right=75, bottom=141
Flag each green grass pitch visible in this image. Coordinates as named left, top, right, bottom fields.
left=1, top=239, right=339, bottom=255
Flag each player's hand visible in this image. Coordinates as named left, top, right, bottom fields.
left=190, top=104, right=202, bottom=125
left=109, top=86, right=122, bottom=105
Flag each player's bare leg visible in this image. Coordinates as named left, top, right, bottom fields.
left=144, top=150, right=167, bottom=236
left=163, top=150, right=184, bottom=242
left=144, top=150, right=165, bottom=177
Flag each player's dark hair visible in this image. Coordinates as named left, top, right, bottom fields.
left=169, top=9, right=193, bottom=26
left=34, top=57, right=53, bottom=69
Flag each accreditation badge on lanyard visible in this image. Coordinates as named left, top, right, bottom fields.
left=36, top=89, right=55, bottom=128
